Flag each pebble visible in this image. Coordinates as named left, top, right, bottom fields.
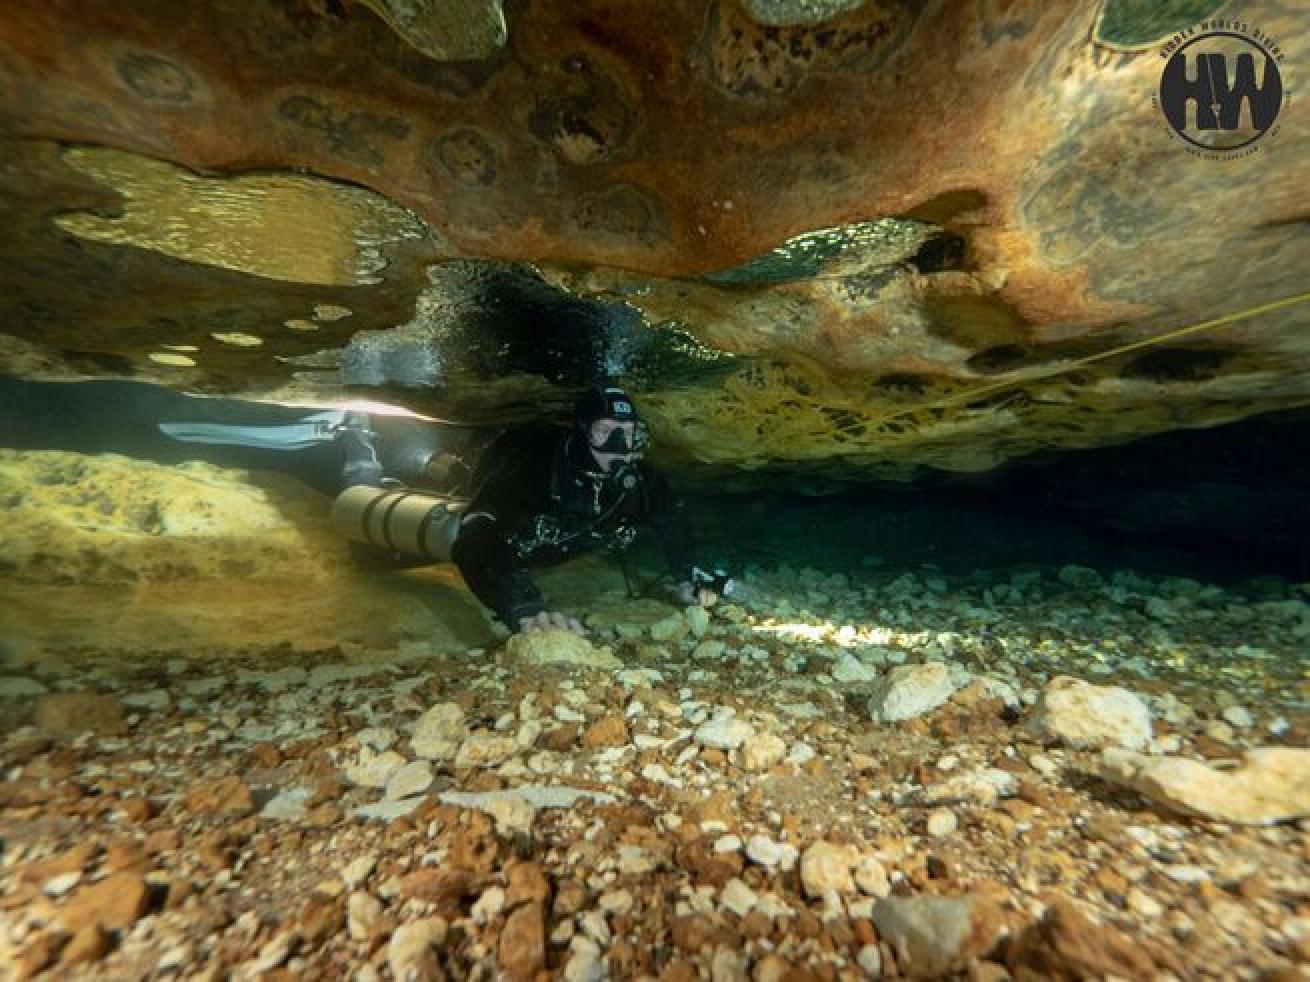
left=472, top=886, right=506, bottom=925
left=799, top=841, right=858, bottom=898
left=43, top=871, right=82, bottom=897
left=721, top=878, right=758, bottom=917
left=926, top=808, right=958, bottom=837
left=695, top=711, right=755, bottom=750
left=343, top=855, right=377, bottom=890
left=454, top=731, right=519, bottom=769
left=384, top=760, right=433, bottom=800
left=746, top=835, right=799, bottom=872
left=389, top=917, right=448, bottom=979
left=686, top=606, right=711, bottom=637
left=348, top=891, right=384, bottom=941
left=1222, top=706, right=1254, bottom=728
left=740, top=731, right=786, bottom=771
left=856, top=944, right=883, bottom=978
left=344, top=748, right=406, bottom=789
left=854, top=857, right=891, bottom=897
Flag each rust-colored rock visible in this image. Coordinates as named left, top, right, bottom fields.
left=183, top=775, right=254, bottom=818
left=498, top=901, right=546, bottom=979
left=504, top=860, right=552, bottom=910
left=14, top=930, right=70, bottom=981
left=670, top=915, right=740, bottom=955
left=56, top=871, right=152, bottom=933
left=581, top=714, right=630, bottom=749
left=18, top=842, right=100, bottom=886
left=61, top=923, right=114, bottom=966
left=1003, top=900, right=1182, bottom=980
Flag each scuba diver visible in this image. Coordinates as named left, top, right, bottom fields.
left=0, top=374, right=729, bottom=634
left=326, top=384, right=732, bottom=634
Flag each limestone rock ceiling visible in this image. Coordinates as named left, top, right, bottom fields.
left=0, top=0, right=1308, bottom=481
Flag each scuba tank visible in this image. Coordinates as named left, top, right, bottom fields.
left=330, top=486, right=467, bottom=563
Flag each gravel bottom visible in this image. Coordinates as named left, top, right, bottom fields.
left=1, top=561, right=1308, bottom=980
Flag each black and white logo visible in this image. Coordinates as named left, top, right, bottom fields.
left=1154, top=20, right=1287, bottom=159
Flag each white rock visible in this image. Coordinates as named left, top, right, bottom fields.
left=648, top=614, right=686, bottom=643
left=356, top=727, right=397, bottom=752
left=348, top=891, right=384, bottom=941
left=926, top=808, right=957, bottom=837
left=343, top=855, right=377, bottom=889
left=579, top=910, right=611, bottom=945
left=721, top=878, right=758, bottom=917
left=740, top=732, right=786, bottom=771
left=746, top=835, right=799, bottom=872
left=800, top=841, right=858, bottom=898
left=354, top=797, right=425, bottom=822
left=692, top=640, right=727, bottom=660
left=711, top=946, right=748, bottom=982
left=867, top=663, right=959, bottom=722
left=1222, top=706, right=1254, bottom=729
left=618, top=846, right=656, bottom=876
left=250, top=932, right=297, bottom=974
left=1027, top=676, right=1153, bottom=750
left=832, top=653, right=878, bottom=683
left=122, top=689, right=170, bottom=711
left=786, top=742, right=816, bottom=767
left=685, top=606, right=711, bottom=637
left=854, top=857, right=891, bottom=897
left=43, top=871, right=82, bottom=896
left=564, top=937, right=606, bottom=982
left=454, top=731, right=519, bottom=770
left=856, top=944, right=883, bottom=978
left=472, top=885, right=506, bottom=925
left=714, top=835, right=742, bottom=854
left=695, top=711, right=755, bottom=750
left=388, top=917, right=447, bottom=980
left=260, top=787, right=312, bottom=821
left=345, top=748, right=406, bottom=789
left=385, top=760, right=434, bottom=801
left=871, top=895, right=997, bottom=978
left=412, top=702, right=467, bottom=760
left=922, top=767, right=1018, bottom=807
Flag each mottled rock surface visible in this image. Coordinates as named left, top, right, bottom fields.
left=1, top=2, right=1308, bottom=483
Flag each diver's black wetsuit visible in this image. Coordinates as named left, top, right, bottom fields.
left=451, top=424, right=696, bottom=627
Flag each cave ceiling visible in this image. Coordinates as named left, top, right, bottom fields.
left=1, top=0, right=1308, bottom=483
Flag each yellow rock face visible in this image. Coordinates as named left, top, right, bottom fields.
left=0, top=449, right=347, bottom=585
left=0, top=450, right=497, bottom=653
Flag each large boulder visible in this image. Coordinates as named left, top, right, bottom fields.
left=1100, top=747, right=1310, bottom=826
left=867, top=663, right=960, bottom=722
left=1026, top=676, right=1153, bottom=751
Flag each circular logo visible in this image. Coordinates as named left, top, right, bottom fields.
left=1158, top=28, right=1284, bottom=154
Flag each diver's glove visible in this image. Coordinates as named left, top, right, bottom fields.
left=677, top=566, right=734, bottom=608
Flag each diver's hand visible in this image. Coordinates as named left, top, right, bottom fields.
left=677, top=582, right=719, bottom=608
left=517, top=610, right=586, bottom=635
